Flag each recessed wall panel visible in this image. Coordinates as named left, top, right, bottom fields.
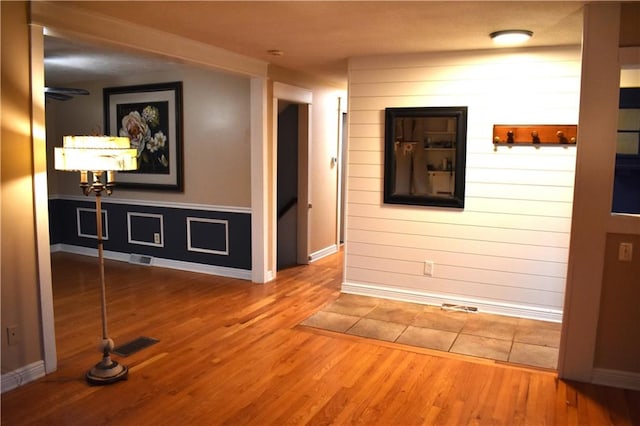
left=76, top=207, right=108, bottom=240
left=187, top=217, right=229, bottom=256
left=128, top=212, right=164, bottom=247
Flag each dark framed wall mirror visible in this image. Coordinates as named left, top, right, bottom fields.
left=384, top=106, right=468, bottom=208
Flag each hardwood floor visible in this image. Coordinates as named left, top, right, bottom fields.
left=2, top=250, right=639, bottom=425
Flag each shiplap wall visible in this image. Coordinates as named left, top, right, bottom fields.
left=344, top=46, right=581, bottom=321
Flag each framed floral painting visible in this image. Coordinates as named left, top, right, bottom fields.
left=104, top=81, right=183, bottom=191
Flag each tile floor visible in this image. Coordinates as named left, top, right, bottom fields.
left=301, top=293, right=561, bottom=370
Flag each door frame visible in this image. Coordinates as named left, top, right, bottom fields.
left=336, top=99, right=348, bottom=247
left=31, top=24, right=58, bottom=374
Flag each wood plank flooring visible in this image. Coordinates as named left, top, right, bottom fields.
left=2, top=250, right=639, bottom=425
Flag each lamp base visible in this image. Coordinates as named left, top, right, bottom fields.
left=86, top=358, right=128, bottom=385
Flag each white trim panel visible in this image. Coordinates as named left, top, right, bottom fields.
left=273, top=82, right=313, bottom=104
left=1, top=361, right=46, bottom=394
left=31, top=2, right=268, bottom=78
left=186, top=217, right=229, bottom=256
left=342, top=280, right=563, bottom=323
left=50, top=195, right=251, bottom=215
left=250, top=77, right=269, bottom=283
left=592, top=368, right=640, bottom=391
left=76, top=207, right=109, bottom=240
left=309, top=244, right=339, bottom=262
left=31, top=24, right=57, bottom=374
left=54, top=244, right=251, bottom=280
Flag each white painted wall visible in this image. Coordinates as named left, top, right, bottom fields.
left=344, top=46, right=582, bottom=321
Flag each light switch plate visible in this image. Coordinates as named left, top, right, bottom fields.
left=619, top=242, right=633, bottom=262
left=424, top=261, right=434, bottom=276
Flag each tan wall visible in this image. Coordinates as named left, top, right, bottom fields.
left=595, top=233, right=640, bottom=372
left=308, top=88, right=342, bottom=254
left=620, top=2, right=640, bottom=46
left=47, top=67, right=252, bottom=208
left=1, top=1, right=45, bottom=373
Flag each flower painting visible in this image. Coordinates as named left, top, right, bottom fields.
left=104, top=82, right=183, bottom=191
left=117, top=102, right=170, bottom=174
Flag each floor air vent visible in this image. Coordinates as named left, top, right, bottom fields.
left=113, top=336, right=159, bottom=357
left=129, top=254, right=153, bottom=265
left=441, top=303, right=478, bottom=313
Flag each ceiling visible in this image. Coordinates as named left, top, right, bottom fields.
left=44, top=1, right=587, bottom=87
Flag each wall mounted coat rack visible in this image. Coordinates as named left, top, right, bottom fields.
left=493, top=125, right=577, bottom=150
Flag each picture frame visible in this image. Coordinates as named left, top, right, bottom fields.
left=104, top=81, right=184, bottom=191
left=384, top=106, right=467, bottom=208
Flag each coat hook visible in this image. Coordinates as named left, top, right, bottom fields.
left=531, top=130, right=540, bottom=144
left=557, top=130, right=569, bottom=144
left=506, top=130, right=514, bottom=144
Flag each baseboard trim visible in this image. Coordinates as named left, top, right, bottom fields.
left=309, top=244, right=338, bottom=262
left=1, top=361, right=46, bottom=393
left=264, top=270, right=275, bottom=283
left=54, top=244, right=252, bottom=280
left=592, top=368, right=640, bottom=391
left=49, top=194, right=252, bottom=214
left=341, top=280, right=563, bottom=323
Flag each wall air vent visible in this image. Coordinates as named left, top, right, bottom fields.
left=441, top=303, right=478, bottom=313
left=129, top=254, right=153, bottom=266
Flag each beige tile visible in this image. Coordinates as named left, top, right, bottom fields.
left=365, top=301, right=421, bottom=324
left=397, top=326, right=458, bottom=351
left=300, top=311, right=360, bottom=333
left=346, top=318, right=407, bottom=342
left=412, top=307, right=468, bottom=333
left=338, top=293, right=384, bottom=306
left=509, top=342, right=558, bottom=369
left=379, top=299, right=425, bottom=311
left=514, top=320, right=561, bottom=348
left=450, top=334, right=512, bottom=361
left=460, top=314, right=518, bottom=340
left=323, top=294, right=380, bottom=317
left=517, top=318, right=562, bottom=331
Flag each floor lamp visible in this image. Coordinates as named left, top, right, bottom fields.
left=55, top=136, right=137, bottom=385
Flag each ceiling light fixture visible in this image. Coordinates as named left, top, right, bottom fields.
left=490, top=29, right=533, bottom=45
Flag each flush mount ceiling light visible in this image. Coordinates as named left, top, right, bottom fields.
left=490, top=29, right=533, bottom=45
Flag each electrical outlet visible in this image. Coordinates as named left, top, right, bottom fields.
left=424, top=261, right=434, bottom=276
left=619, top=242, right=633, bottom=262
left=6, top=325, right=19, bottom=346
left=153, top=233, right=161, bottom=244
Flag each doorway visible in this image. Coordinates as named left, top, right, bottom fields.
left=272, top=83, right=312, bottom=274
left=277, top=102, right=300, bottom=270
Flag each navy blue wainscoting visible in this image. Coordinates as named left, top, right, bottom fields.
left=49, top=198, right=252, bottom=272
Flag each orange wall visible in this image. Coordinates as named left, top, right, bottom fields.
left=595, top=233, right=640, bottom=373
left=1, top=1, right=45, bottom=374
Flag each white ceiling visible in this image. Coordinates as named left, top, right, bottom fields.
left=44, top=1, right=586, bottom=87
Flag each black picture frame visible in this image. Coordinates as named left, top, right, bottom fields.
left=104, top=81, right=184, bottom=191
left=384, top=106, right=467, bottom=208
